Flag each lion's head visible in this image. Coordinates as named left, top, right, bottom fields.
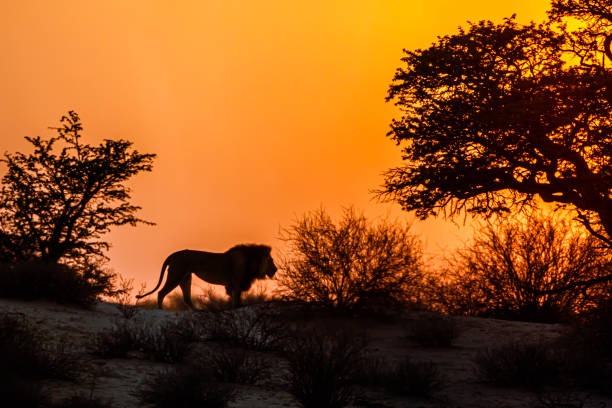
left=230, top=244, right=277, bottom=291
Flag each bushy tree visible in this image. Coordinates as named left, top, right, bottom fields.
left=278, top=207, right=423, bottom=310
left=0, top=111, right=155, bottom=303
left=0, top=111, right=155, bottom=266
left=379, top=1, right=612, bottom=249
left=427, top=212, right=612, bottom=322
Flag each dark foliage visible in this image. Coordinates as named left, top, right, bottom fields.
left=356, top=357, right=442, bottom=397
left=0, top=111, right=154, bottom=301
left=138, top=366, right=234, bottom=408
left=93, top=317, right=200, bottom=363
left=0, top=312, right=83, bottom=407
left=426, top=212, right=611, bottom=322
left=113, top=276, right=145, bottom=319
left=0, top=312, right=79, bottom=380
left=474, top=341, right=560, bottom=388
left=135, top=318, right=200, bottom=363
left=278, top=207, right=424, bottom=310
left=408, top=315, right=459, bottom=347
left=551, top=303, right=612, bottom=393
left=0, top=260, right=116, bottom=306
left=205, top=307, right=288, bottom=351
left=385, top=359, right=442, bottom=397
left=92, top=321, right=135, bottom=359
left=199, top=348, right=268, bottom=384
left=285, top=328, right=368, bottom=408
left=379, top=4, right=612, bottom=250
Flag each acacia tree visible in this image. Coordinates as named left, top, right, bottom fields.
left=0, top=111, right=156, bottom=268
left=379, top=0, right=612, bottom=249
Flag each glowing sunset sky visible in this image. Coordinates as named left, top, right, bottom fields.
left=0, top=1, right=550, bottom=288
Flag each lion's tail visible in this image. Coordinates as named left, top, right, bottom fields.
left=136, top=256, right=171, bottom=299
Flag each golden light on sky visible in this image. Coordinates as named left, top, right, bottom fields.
left=0, top=0, right=550, bottom=288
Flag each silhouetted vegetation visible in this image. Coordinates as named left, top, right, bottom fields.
left=285, top=327, right=367, bottom=408
left=138, top=366, right=234, bottom=408
left=205, top=307, right=288, bottom=351
left=92, top=321, right=135, bottom=359
left=383, top=359, right=442, bottom=397
left=278, top=207, right=423, bottom=310
left=0, top=260, right=116, bottom=307
left=475, top=341, right=560, bottom=388
left=197, top=283, right=274, bottom=312
left=0, top=312, right=79, bottom=380
left=199, top=348, right=269, bottom=384
left=93, top=316, right=201, bottom=363
left=425, top=212, right=611, bottom=322
left=0, top=111, right=155, bottom=303
left=0, top=312, right=82, bottom=407
left=356, top=356, right=442, bottom=397
left=379, top=2, right=612, bottom=253
left=408, top=314, right=459, bottom=347
left=113, top=276, right=146, bottom=319
left=140, top=284, right=277, bottom=312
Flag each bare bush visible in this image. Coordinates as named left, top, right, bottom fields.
left=113, top=276, right=146, bottom=319
left=426, top=212, right=612, bottom=322
left=0, top=312, right=80, bottom=380
left=138, top=366, right=234, bottom=408
left=285, top=328, right=368, bottom=408
left=0, top=312, right=83, bottom=407
left=93, top=316, right=201, bottom=363
left=205, top=307, right=287, bottom=351
left=474, top=341, right=560, bottom=388
left=198, top=348, right=268, bottom=384
left=278, top=207, right=423, bottom=310
left=355, top=356, right=442, bottom=397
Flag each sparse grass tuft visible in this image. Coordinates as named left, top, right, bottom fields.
left=135, top=317, right=201, bottom=363
left=386, top=359, right=442, bottom=397
left=93, top=316, right=201, bottom=363
left=409, top=315, right=458, bottom=348
left=355, top=356, right=442, bottom=397
left=113, top=276, right=146, bottom=319
left=205, top=307, right=287, bottom=351
left=474, top=341, right=559, bottom=388
left=200, top=348, right=269, bottom=384
left=285, top=328, right=367, bottom=408
left=137, top=366, right=234, bottom=408
left=92, top=321, right=134, bottom=358
left=0, top=312, right=80, bottom=380
left=0, top=312, right=83, bottom=407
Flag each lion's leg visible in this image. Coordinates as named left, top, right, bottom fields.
left=157, top=266, right=184, bottom=309
left=231, top=288, right=242, bottom=308
left=179, top=274, right=197, bottom=311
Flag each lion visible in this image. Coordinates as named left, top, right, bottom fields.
left=137, top=244, right=277, bottom=310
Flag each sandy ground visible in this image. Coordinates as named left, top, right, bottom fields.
left=1, top=298, right=610, bottom=408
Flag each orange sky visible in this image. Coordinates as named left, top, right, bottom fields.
left=0, top=0, right=550, bottom=289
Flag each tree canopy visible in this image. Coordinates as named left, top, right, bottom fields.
left=0, top=111, right=156, bottom=267
left=379, top=0, right=612, bottom=248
